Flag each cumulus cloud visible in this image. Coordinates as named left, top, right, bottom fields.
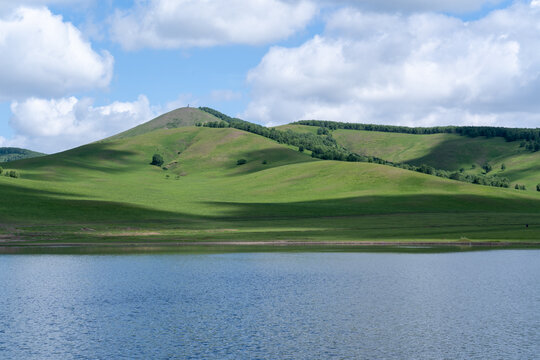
left=110, top=0, right=317, bottom=50
left=9, top=95, right=155, bottom=153
left=0, top=7, right=113, bottom=100
left=243, top=2, right=540, bottom=128
left=320, top=0, right=508, bottom=14
left=0, top=0, right=92, bottom=14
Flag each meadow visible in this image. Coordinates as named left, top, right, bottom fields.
left=1, top=108, right=539, bottom=249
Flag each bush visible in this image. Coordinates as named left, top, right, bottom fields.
left=298, top=145, right=304, bottom=152
left=537, top=183, right=540, bottom=192
left=0, top=166, right=3, bottom=175
left=262, top=160, right=267, bottom=165
left=501, top=163, right=506, bottom=171
left=236, top=159, right=247, bottom=165
left=8, top=170, right=19, bottom=178
left=151, top=154, right=164, bottom=166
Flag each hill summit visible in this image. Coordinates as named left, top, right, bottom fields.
left=108, top=107, right=220, bottom=140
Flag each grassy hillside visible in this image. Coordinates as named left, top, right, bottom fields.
left=281, top=124, right=539, bottom=191
left=108, top=107, right=220, bottom=140
left=1, top=113, right=539, bottom=248
left=0, top=147, right=44, bottom=163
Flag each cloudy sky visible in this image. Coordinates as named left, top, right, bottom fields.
left=0, top=0, right=538, bottom=153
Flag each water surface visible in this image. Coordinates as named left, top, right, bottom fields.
left=0, top=251, right=538, bottom=359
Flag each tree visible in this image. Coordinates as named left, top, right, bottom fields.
left=537, top=183, right=540, bottom=192
left=515, top=184, right=520, bottom=190
left=0, top=166, right=3, bottom=175
left=501, top=163, right=506, bottom=171
left=151, top=154, right=164, bottom=166
left=262, top=160, right=267, bottom=164
left=298, top=145, right=304, bottom=152
left=8, top=170, right=19, bottom=178
left=237, top=159, right=247, bottom=165
left=482, top=162, right=492, bottom=173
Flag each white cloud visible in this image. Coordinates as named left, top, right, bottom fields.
left=320, top=0, right=508, bottom=13
left=243, top=2, right=540, bottom=128
left=9, top=95, right=155, bottom=153
left=110, top=0, right=317, bottom=50
left=0, top=0, right=92, bottom=15
left=0, top=7, right=113, bottom=100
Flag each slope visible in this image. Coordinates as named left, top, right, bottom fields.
left=1, top=124, right=539, bottom=248
left=108, top=107, right=221, bottom=140
left=280, top=124, right=540, bottom=191
left=0, top=147, right=45, bottom=163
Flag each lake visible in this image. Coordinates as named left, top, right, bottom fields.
left=0, top=250, right=538, bottom=359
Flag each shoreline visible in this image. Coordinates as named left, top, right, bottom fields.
left=1, top=240, right=539, bottom=254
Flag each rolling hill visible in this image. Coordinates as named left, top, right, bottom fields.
left=0, top=147, right=45, bottom=163
left=278, top=124, right=540, bottom=191
left=0, top=107, right=539, bottom=250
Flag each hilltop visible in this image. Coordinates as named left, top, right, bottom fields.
left=278, top=123, right=540, bottom=191
left=0, top=147, right=44, bottom=163
left=108, top=107, right=220, bottom=140
left=0, top=107, right=539, bottom=250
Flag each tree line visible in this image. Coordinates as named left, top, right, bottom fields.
left=199, top=107, right=511, bottom=188
left=295, top=120, right=540, bottom=152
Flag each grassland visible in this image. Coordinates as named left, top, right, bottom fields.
left=0, top=147, right=44, bottom=162
left=281, top=124, right=540, bottom=191
left=1, top=109, right=539, bottom=250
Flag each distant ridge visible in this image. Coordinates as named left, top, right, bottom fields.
left=108, top=107, right=220, bottom=140
left=0, top=147, right=45, bottom=163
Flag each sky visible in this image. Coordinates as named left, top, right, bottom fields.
left=0, top=0, right=538, bottom=153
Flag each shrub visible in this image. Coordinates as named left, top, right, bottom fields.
left=237, top=159, right=247, bottom=165
left=0, top=166, right=3, bottom=175
left=8, top=170, right=19, bottom=178
left=151, top=154, right=164, bottom=166
left=262, top=160, right=267, bottom=165
left=298, top=145, right=304, bottom=152
left=537, top=183, right=540, bottom=192
left=501, top=163, right=506, bottom=171
left=482, top=162, right=492, bottom=173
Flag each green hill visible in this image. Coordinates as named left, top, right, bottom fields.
left=0, top=108, right=539, bottom=249
left=108, top=106, right=221, bottom=140
left=279, top=124, right=540, bottom=191
left=0, top=147, right=45, bottom=163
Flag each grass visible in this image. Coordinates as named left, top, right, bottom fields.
left=1, top=111, right=539, bottom=248
left=278, top=126, right=540, bottom=191
left=0, top=147, right=45, bottom=162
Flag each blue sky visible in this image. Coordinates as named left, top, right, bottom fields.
left=0, top=0, right=538, bottom=153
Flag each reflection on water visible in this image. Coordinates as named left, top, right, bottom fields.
left=0, top=251, right=539, bottom=359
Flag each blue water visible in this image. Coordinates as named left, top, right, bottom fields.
left=0, top=251, right=538, bottom=359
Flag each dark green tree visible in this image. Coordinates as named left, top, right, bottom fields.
left=298, top=145, right=304, bottom=152
left=8, top=170, right=19, bottom=178
left=151, top=154, right=164, bottom=166
left=537, top=183, right=540, bottom=192
left=0, top=166, right=3, bottom=175
left=237, top=159, right=247, bottom=165
left=482, top=162, right=492, bottom=173
left=501, top=163, right=506, bottom=171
